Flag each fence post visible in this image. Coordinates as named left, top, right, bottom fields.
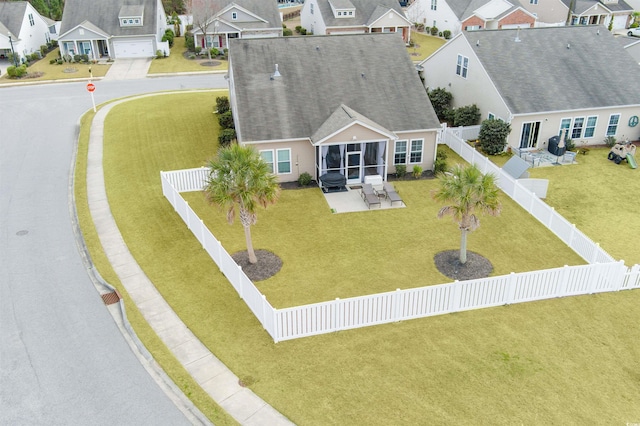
left=333, top=298, right=340, bottom=332
left=184, top=201, right=189, bottom=228
left=569, top=224, right=576, bottom=250
left=262, top=294, right=268, bottom=329
left=547, top=207, right=554, bottom=228
left=506, top=272, right=517, bottom=304
left=393, top=288, right=402, bottom=322
left=200, top=219, right=205, bottom=249
left=610, top=260, right=626, bottom=291
left=238, top=265, right=243, bottom=299
left=449, top=281, right=461, bottom=311
left=591, top=242, right=600, bottom=264
left=529, top=193, right=536, bottom=214
left=556, top=265, right=569, bottom=296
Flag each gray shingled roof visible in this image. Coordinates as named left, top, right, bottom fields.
left=191, top=0, right=281, bottom=32
left=59, top=0, right=159, bottom=36
left=316, top=0, right=407, bottom=28
left=229, top=34, right=440, bottom=142
left=560, top=0, right=633, bottom=14
left=465, top=26, right=640, bottom=114
left=447, top=0, right=491, bottom=21
left=311, top=104, right=395, bottom=142
left=0, top=1, right=28, bottom=37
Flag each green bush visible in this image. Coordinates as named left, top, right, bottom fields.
left=434, top=146, right=448, bottom=175
left=194, top=46, right=202, bottom=55
left=218, top=129, right=236, bottom=147
left=603, top=135, right=616, bottom=147
left=478, top=118, right=512, bottom=155
left=298, top=172, right=312, bottom=186
left=218, top=110, right=234, bottom=129
left=185, top=31, right=195, bottom=51
left=215, top=96, right=230, bottom=114
left=443, top=30, right=451, bottom=39
left=56, top=58, right=63, bottom=65
left=162, top=29, right=175, bottom=47
left=453, top=104, right=481, bottom=127
left=412, top=165, right=423, bottom=179
left=283, top=28, right=293, bottom=36
left=430, top=26, right=438, bottom=36
left=565, top=138, right=576, bottom=151
left=187, top=53, right=196, bottom=60
left=155, top=50, right=164, bottom=59
left=300, top=28, right=307, bottom=35
left=209, top=47, right=219, bottom=57
left=295, top=25, right=302, bottom=32
left=40, top=45, right=48, bottom=56
left=49, top=58, right=57, bottom=64
left=428, top=87, right=453, bottom=122
left=395, top=164, right=407, bottom=179
left=7, top=64, right=27, bottom=78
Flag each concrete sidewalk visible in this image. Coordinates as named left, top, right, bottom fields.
left=85, top=96, right=294, bottom=425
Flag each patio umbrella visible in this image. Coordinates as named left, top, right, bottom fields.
left=556, top=138, right=565, bottom=164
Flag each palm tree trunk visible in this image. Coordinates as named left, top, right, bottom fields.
left=459, top=229, right=468, bottom=264
left=243, top=224, right=257, bottom=264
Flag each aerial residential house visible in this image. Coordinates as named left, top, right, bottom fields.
left=227, top=34, right=441, bottom=186
left=420, top=26, right=640, bottom=151
left=190, top=0, right=282, bottom=51
left=43, top=16, right=61, bottom=42
left=301, top=0, right=412, bottom=44
left=517, top=0, right=634, bottom=30
left=404, top=0, right=536, bottom=36
left=58, top=0, right=168, bottom=60
left=0, top=1, right=53, bottom=63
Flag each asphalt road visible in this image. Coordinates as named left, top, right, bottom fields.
left=0, top=74, right=227, bottom=425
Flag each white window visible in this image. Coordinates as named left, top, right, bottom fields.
left=529, top=0, right=538, bottom=4
left=559, top=118, right=571, bottom=138
left=348, top=11, right=353, bottom=15
left=232, top=12, right=237, bottom=20
left=29, top=13, right=35, bottom=26
left=584, top=116, right=597, bottom=138
left=338, top=11, right=342, bottom=16
left=607, top=114, right=620, bottom=136
left=260, top=149, right=291, bottom=175
left=410, top=139, right=424, bottom=163
left=456, top=54, right=468, bottom=78
left=394, top=140, right=407, bottom=164
left=571, top=117, right=584, bottom=139
left=431, top=0, right=437, bottom=10
left=310, top=3, right=314, bottom=14
left=488, top=112, right=495, bottom=120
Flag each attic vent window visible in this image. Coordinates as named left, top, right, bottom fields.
left=119, top=5, right=144, bottom=27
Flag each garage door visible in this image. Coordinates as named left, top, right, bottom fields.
left=502, top=23, right=531, bottom=29
left=113, top=40, right=153, bottom=58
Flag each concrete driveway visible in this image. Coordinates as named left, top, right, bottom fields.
left=103, top=58, right=152, bottom=80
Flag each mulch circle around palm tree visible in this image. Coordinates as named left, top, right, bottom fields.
left=232, top=249, right=282, bottom=281
left=434, top=250, right=493, bottom=281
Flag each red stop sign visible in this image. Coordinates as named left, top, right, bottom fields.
left=86, top=82, right=96, bottom=92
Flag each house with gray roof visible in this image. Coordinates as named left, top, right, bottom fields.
left=190, top=0, right=282, bottom=51
left=301, top=0, right=412, bottom=44
left=516, top=0, right=634, bottom=30
left=405, top=0, right=536, bottom=37
left=420, top=26, right=640, bottom=151
left=1, top=1, right=53, bottom=63
left=227, top=33, right=441, bottom=186
left=618, top=34, right=640, bottom=63
left=58, top=0, right=168, bottom=59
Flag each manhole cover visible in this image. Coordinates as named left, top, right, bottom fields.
left=101, top=291, right=121, bottom=305
left=16, top=230, right=28, bottom=236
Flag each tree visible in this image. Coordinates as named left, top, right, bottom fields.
left=432, top=164, right=501, bottom=264
left=478, top=119, right=511, bottom=155
left=427, top=87, right=453, bottom=122
left=204, top=144, right=280, bottom=264
left=192, top=0, right=223, bottom=60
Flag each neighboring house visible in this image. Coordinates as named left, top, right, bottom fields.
left=43, top=16, right=61, bottom=42
left=190, top=0, right=282, bottom=51
left=420, top=26, right=640, bottom=151
left=0, top=1, right=53, bottom=62
left=58, top=0, right=168, bottom=60
left=405, top=0, right=536, bottom=36
left=517, top=0, right=634, bottom=30
left=227, top=34, right=441, bottom=185
left=301, top=0, right=412, bottom=44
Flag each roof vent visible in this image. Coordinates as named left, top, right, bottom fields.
left=361, top=72, right=366, bottom=79
left=514, top=27, right=521, bottom=43
left=597, top=29, right=600, bottom=35
left=476, top=40, right=480, bottom=46
left=316, top=45, right=320, bottom=50
left=567, top=43, right=570, bottom=49
left=271, top=64, right=282, bottom=80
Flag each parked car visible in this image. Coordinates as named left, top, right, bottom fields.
left=628, top=27, right=640, bottom=37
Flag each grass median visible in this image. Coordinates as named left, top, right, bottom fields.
left=82, top=91, right=640, bottom=424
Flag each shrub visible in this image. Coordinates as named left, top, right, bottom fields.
left=443, top=30, right=451, bottom=39
left=603, top=135, right=616, bottom=147
left=478, top=118, right=512, bottom=155
left=283, top=28, right=293, bottom=36
left=218, top=110, right=234, bottom=129
left=434, top=147, right=448, bottom=175
left=188, top=53, right=196, bottom=60
left=430, top=26, right=438, bottom=36
left=215, top=96, right=230, bottom=114
left=298, top=172, right=312, bottom=186
left=300, top=28, right=307, bottom=35
left=439, top=31, right=443, bottom=37
left=412, top=165, right=423, bottom=179
left=162, top=29, right=175, bottom=47
left=56, top=58, right=63, bottom=65
left=7, top=64, right=27, bottom=78
left=185, top=31, right=195, bottom=51
left=49, top=58, right=57, bottom=64
left=40, top=45, right=48, bottom=55
left=156, top=50, right=164, bottom=59
left=428, top=87, right=453, bottom=122
left=453, top=104, right=481, bottom=127
left=209, top=47, right=219, bottom=57
left=295, top=25, right=302, bottom=32
left=565, top=138, right=576, bottom=151
left=395, top=164, right=407, bottom=179
left=218, top=129, right=236, bottom=146
left=194, top=46, right=202, bottom=55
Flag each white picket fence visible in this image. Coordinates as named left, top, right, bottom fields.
left=160, top=166, right=640, bottom=342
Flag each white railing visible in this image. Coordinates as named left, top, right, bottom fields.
left=441, top=128, right=616, bottom=264
left=160, top=168, right=637, bottom=342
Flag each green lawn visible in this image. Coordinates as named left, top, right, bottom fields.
left=73, top=91, right=640, bottom=424
left=148, top=36, right=228, bottom=74
left=407, top=31, right=447, bottom=61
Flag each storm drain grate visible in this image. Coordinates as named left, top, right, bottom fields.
left=101, top=291, right=121, bottom=306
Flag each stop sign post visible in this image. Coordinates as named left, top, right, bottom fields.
left=86, top=81, right=96, bottom=112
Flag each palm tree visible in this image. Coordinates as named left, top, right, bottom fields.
left=204, top=144, right=280, bottom=264
left=432, top=164, right=501, bottom=264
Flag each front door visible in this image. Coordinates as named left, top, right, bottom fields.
left=520, top=121, right=540, bottom=149
left=346, top=151, right=361, bottom=184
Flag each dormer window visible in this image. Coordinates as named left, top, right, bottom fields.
left=119, top=5, right=144, bottom=27
left=232, top=12, right=237, bottom=20
left=329, top=0, right=355, bottom=18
